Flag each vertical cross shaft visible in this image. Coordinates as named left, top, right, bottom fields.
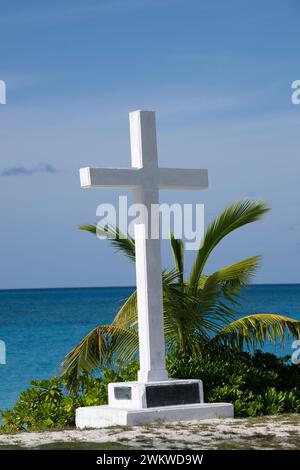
left=129, top=110, right=168, bottom=382
left=80, top=109, right=208, bottom=383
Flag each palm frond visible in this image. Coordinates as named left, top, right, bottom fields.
left=192, top=279, right=236, bottom=335
left=79, top=224, right=135, bottom=263
left=205, top=256, right=260, bottom=288
left=170, top=232, right=184, bottom=283
left=61, top=325, right=110, bottom=388
left=205, top=256, right=261, bottom=305
left=189, top=200, right=269, bottom=288
left=61, top=324, right=139, bottom=388
left=214, top=313, right=300, bottom=349
left=112, top=290, right=138, bottom=329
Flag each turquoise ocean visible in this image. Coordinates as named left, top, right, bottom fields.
left=0, top=285, right=299, bottom=411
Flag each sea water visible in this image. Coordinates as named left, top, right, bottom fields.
left=0, top=285, right=299, bottom=411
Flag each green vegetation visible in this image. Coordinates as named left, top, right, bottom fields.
left=62, top=200, right=300, bottom=386
left=1, top=348, right=300, bottom=432
left=168, top=347, right=300, bottom=417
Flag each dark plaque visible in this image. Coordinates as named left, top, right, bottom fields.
left=114, top=386, right=132, bottom=400
left=146, top=383, right=200, bottom=407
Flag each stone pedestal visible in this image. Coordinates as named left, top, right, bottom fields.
left=76, top=380, right=233, bottom=429
left=108, top=379, right=204, bottom=409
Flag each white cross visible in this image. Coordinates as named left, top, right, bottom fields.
left=80, top=110, right=208, bottom=382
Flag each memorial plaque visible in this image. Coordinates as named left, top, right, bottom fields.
left=114, top=387, right=132, bottom=400
left=146, top=383, right=200, bottom=407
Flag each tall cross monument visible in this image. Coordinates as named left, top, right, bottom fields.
left=76, top=110, right=233, bottom=428
left=80, top=110, right=208, bottom=383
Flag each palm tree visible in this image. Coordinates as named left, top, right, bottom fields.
left=62, top=200, right=300, bottom=381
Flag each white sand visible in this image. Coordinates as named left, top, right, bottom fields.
left=0, top=414, right=299, bottom=450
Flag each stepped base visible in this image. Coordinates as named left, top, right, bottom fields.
left=76, top=403, right=234, bottom=429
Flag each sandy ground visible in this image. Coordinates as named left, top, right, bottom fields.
left=0, top=414, right=299, bottom=450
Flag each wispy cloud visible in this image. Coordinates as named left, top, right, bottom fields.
left=1, top=163, right=60, bottom=177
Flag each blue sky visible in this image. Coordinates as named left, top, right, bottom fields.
left=0, top=0, right=299, bottom=288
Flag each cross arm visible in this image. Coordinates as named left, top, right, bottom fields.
left=80, top=167, right=142, bottom=189
left=158, top=168, right=208, bottom=189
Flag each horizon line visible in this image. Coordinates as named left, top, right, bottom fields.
left=0, top=283, right=300, bottom=292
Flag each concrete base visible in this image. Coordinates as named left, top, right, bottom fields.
left=76, top=403, right=234, bottom=429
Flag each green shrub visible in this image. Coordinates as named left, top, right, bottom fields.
left=0, top=363, right=139, bottom=433
left=1, top=347, right=299, bottom=432
left=167, top=346, right=300, bottom=417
